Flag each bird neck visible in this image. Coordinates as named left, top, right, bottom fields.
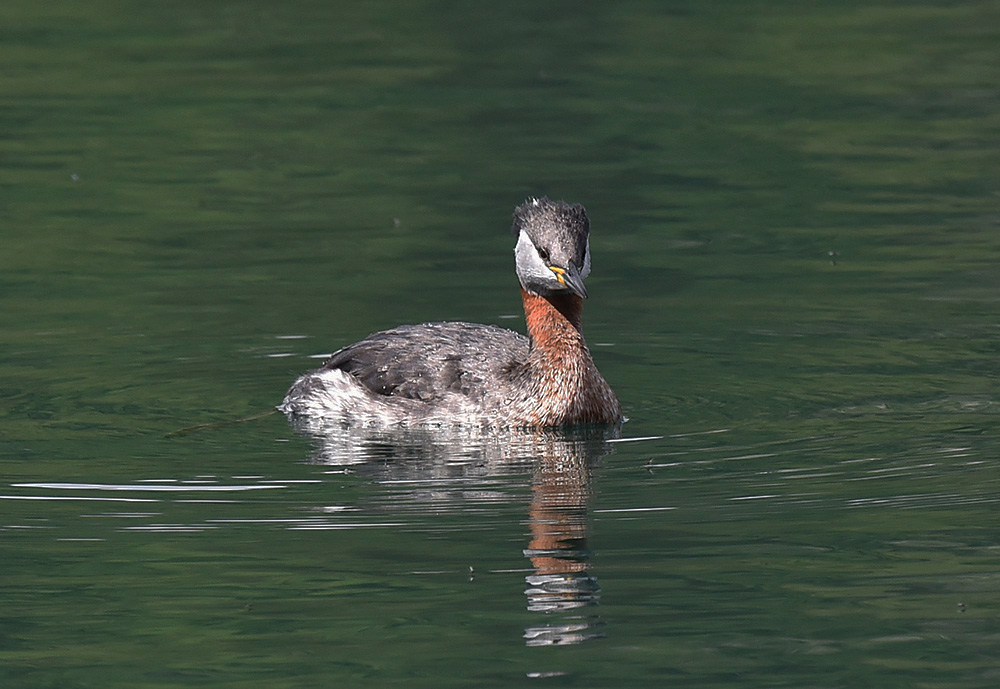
left=521, top=288, right=585, bottom=350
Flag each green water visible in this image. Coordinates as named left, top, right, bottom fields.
left=3, top=1, right=1000, bottom=686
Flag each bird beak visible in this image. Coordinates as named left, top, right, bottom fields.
left=549, top=264, right=589, bottom=299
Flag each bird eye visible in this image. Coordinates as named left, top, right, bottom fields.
left=537, top=247, right=550, bottom=262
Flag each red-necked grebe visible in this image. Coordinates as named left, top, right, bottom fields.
left=280, top=197, right=622, bottom=427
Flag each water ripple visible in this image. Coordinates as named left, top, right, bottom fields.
left=12, top=482, right=284, bottom=492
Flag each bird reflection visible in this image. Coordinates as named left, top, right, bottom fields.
left=522, top=448, right=605, bottom=645
left=288, top=417, right=615, bottom=646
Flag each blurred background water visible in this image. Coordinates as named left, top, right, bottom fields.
left=3, top=1, right=1000, bottom=687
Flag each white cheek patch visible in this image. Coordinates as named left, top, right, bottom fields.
left=514, top=230, right=562, bottom=288
left=581, top=238, right=591, bottom=279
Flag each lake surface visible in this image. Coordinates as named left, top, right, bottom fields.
left=3, top=1, right=1000, bottom=687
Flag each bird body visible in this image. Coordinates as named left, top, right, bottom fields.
left=280, top=198, right=622, bottom=428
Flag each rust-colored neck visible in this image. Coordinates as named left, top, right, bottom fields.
left=517, top=288, right=623, bottom=426
left=521, top=288, right=584, bottom=349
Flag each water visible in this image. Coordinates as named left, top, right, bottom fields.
left=3, top=1, right=1000, bottom=686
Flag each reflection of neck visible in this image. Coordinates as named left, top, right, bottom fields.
left=527, top=457, right=590, bottom=575
left=521, top=289, right=584, bottom=351
left=524, top=451, right=598, bottom=623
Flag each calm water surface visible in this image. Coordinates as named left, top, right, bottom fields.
left=3, top=1, right=1000, bottom=687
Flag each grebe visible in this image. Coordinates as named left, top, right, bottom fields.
left=280, top=197, right=622, bottom=427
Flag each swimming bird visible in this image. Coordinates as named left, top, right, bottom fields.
left=280, top=197, right=622, bottom=427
